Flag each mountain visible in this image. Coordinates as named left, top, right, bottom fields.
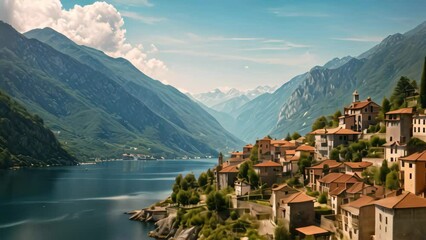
left=228, top=21, right=426, bottom=142
left=211, top=95, right=250, bottom=114
left=0, top=90, right=76, bottom=168
left=0, top=21, right=243, bottom=159
left=191, top=85, right=276, bottom=110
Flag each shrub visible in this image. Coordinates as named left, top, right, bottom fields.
left=318, top=193, right=327, bottom=204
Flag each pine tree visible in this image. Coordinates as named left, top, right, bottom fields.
left=419, top=57, right=426, bottom=108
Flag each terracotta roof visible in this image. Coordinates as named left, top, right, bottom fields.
left=271, top=140, right=296, bottom=146
left=230, top=152, right=244, bottom=155
left=319, top=173, right=359, bottom=184
left=386, top=107, right=414, bottom=115
left=308, top=159, right=342, bottom=170
left=382, top=141, right=406, bottom=147
left=346, top=182, right=372, bottom=194
left=260, top=136, right=272, bottom=141
left=375, top=192, right=426, bottom=209
left=254, top=160, right=282, bottom=167
left=329, top=186, right=346, bottom=196
left=400, top=150, right=426, bottom=162
left=272, top=183, right=293, bottom=191
left=295, top=225, right=329, bottom=236
left=345, top=99, right=379, bottom=110
left=288, top=155, right=300, bottom=162
left=244, top=144, right=253, bottom=147
left=281, top=192, right=315, bottom=204
left=344, top=161, right=372, bottom=169
left=296, top=145, right=316, bottom=152
left=310, top=127, right=361, bottom=135
left=219, top=165, right=239, bottom=173
left=285, top=150, right=296, bottom=155
left=341, top=196, right=376, bottom=215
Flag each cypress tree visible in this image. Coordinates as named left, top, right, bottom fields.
left=419, top=57, right=426, bottom=108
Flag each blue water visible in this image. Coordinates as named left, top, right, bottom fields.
left=0, top=159, right=216, bottom=240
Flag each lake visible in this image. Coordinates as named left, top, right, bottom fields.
left=0, top=159, right=217, bottom=240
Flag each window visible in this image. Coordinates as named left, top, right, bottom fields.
left=390, top=137, right=393, bottom=141
left=391, top=148, right=393, bottom=154
left=424, top=119, right=425, bottom=125
left=410, top=163, right=413, bottom=168
left=379, top=213, right=382, bottom=222
left=385, top=217, right=388, bottom=224
left=368, top=115, right=371, bottom=120
left=410, top=173, right=412, bottom=179
left=424, top=128, right=425, bottom=133
left=365, top=108, right=368, bottom=112
left=371, top=106, right=373, bottom=112
left=390, top=157, right=394, bottom=162
left=402, top=162, right=405, bottom=167
left=395, top=147, right=397, bottom=154
left=415, top=128, right=417, bottom=132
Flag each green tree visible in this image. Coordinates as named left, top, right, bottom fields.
left=285, top=133, right=292, bottom=141
left=391, top=76, right=414, bottom=109
left=381, top=97, right=391, bottom=114
left=407, top=137, right=426, bottom=154
left=206, top=191, right=228, bottom=211
left=238, top=161, right=250, bottom=180
left=291, top=132, right=301, bottom=140
left=370, top=136, right=386, bottom=147
left=318, top=193, right=327, bottom=204
left=352, top=152, right=362, bottom=162
left=177, top=190, right=191, bottom=206
left=312, top=116, right=328, bottom=131
left=274, top=220, right=291, bottom=240
left=298, top=155, right=313, bottom=179
left=330, top=148, right=340, bottom=161
left=249, top=145, right=259, bottom=163
left=332, top=110, right=342, bottom=126
left=248, top=168, right=259, bottom=187
left=323, top=164, right=330, bottom=175
left=198, top=172, right=208, bottom=189
left=420, top=57, right=426, bottom=108
left=379, top=160, right=390, bottom=185
left=386, top=171, right=399, bottom=190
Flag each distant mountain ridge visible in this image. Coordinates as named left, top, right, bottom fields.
left=200, top=21, right=426, bottom=142
left=0, top=21, right=243, bottom=159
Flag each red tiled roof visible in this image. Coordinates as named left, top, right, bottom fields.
left=346, top=182, right=371, bottom=194
left=344, top=161, right=372, bottom=169
left=230, top=152, right=244, bottom=155
left=285, top=150, right=296, bottom=155
left=310, top=127, right=361, bottom=135
left=307, top=159, right=342, bottom=170
left=296, top=145, right=316, bottom=152
left=375, top=192, right=426, bottom=209
left=345, top=99, right=379, bottom=110
left=288, top=155, right=300, bottom=162
left=272, top=183, right=294, bottom=191
left=386, top=108, right=414, bottom=115
left=295, top=225, right=329, bottom=236
left=219, top=165, right=239, bottom=173
left=281, top=192, right=315, bottom=204
left=329, top=186, right=346, bottom=196
left=254, top=160, right=282, bottom=167
left=342, top=195, right=375, bottom=209
left=400, top=150, right=426, bottom=162
left=319, top=173, right=359, bottom=184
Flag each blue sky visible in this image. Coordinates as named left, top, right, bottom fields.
left=8, top=0, right=426, bottom=93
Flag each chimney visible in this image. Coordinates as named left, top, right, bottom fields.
left=353, top=90, right=360, bottom=102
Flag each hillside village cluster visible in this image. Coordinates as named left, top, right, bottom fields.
left=215, top=90, right=426, bottom=240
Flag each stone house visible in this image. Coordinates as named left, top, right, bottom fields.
left=279, top=192, right=315, bottom=233
left=270, top=184, right=298, bottom=222
left=253, top=160, right=283, bottom=187
left=310, top=127, right=360, bottom=159
left=340, top=196, right=376, bottom=240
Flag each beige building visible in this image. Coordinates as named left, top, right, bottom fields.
left=399, top=150, right=426, bottom=197
left=310, top=127, right=360, bottom=159
left=270, top=184, right=298, bottom=222
left=234, top=180, right=251, bottom=196
left=306, top=159, right=343, bottom=190
left=256, top=136, right=273, bottom=161
left=279, top=192, right=315, bottom=233
left=317, top=173, right=360, bottom=193
left=340, top=196, right=376, bottom=240
left=217, top=165, right=239, bottom=190
left=374, top=192, right=426, bottom=240
left=413, top=113, right=426, bottom=141
left=343, top=161, right=372, bottom=175
left=339, top=90, right=381, bottom=132
left=253, top=160, right=283, bottom=187
left=242, top=144, right=253, bottom=159
left=384, top=108, right=413, bottom=163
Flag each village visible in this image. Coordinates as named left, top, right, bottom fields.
left=214, top=84, right=426, bottom=240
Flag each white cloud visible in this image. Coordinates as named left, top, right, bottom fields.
left=331, top=36, right=383, bottom=43
left=111, top=0, right=153, bottom=7
left=0, top=0, right=167, bottom=79
left=120, top=11, right=166, bottom=24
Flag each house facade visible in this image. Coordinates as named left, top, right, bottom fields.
left=399, top=150, right=426, bottom=197
left=340, top=196, right=376, bottom=240
left=384, top=108, right=413, bottom=163
left=310, top=127, right=360, bottom=159
left=253, top=160, right=283, bottom=187
left=279, top=192, right=315, bottom=233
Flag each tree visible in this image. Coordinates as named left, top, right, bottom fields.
left=381, top=97, right=391, bottom=115
left=323, top=164, right=330, bottom=175
left=370, top=136, right=386, bottom=147
left=420, top=57, right=426, bottom=108
left=390, top=76, right=414, bottom=109
left=332, top=110, right=342, bottom=126
left=312, top=116, right=328, bottom=131
left=198, top=172, right=208, bottom=189
left=206, top=191, right=228, bottom=211
left=298, top=155, right=313, bottom=179
left=291, top=132, right=301, bottom=140
left=386, top=171, right=399, bottom=190
left=248, top=168, right=259, bottom=187
left=352, top=152, right=362, bottom=162
left=177, top=190, right=191, bottom=206
left=318, top=193, right=327, bottom=204
left=379, top=160, right=390, bottom=185
left=407, top=137, right=426, bottom=154
left=330, top=148, right=340, bottom=161
left=285, top=133, right=291, bottom=141
left=249, top=145, right=259, bottom=163
left=238, top=162, right=250, bottom=180
left=274, top=220, right=291, bottom=240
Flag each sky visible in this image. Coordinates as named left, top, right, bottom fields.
left=1, top=0, right=426, bottom=93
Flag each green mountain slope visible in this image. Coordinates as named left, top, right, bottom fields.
left=0, top=90, right=76, bottom=168
left=0, top=22, right=242, bottom=159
